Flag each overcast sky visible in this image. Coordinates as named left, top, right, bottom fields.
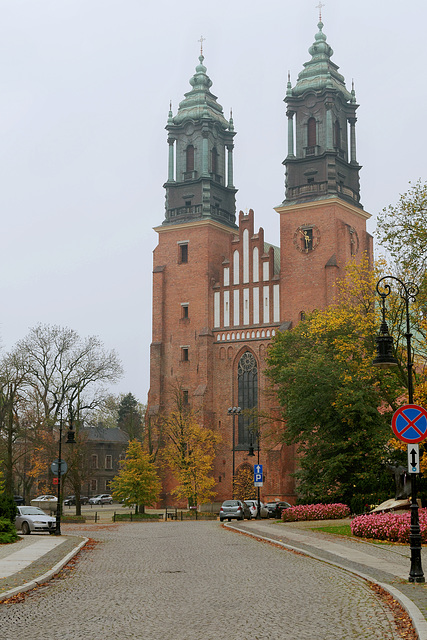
left=0, top=0, right=425, bottom=402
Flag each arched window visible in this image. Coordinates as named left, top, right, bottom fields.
left=237, top=351, right=258, bottom=446
left=211, top=147, right=217, bottom=174
left=186, top=145, right=194, bottom=172
left=307, top=117, right=316, bottom=147
left=334, top=120, right=340, bottom=149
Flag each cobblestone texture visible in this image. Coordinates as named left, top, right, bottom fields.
left=0, top=521, right=407, bottom=639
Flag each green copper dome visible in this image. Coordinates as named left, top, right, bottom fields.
left=172, top=55, right=230, bottom=128
left=290, top=21, right=354, bottom=102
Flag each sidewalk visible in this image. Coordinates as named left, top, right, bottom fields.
left=0, top=533, right=87, bottom=601
left=227, top=519, right=427, bottom=640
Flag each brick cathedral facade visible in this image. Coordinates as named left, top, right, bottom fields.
left=147, top=20, right=373, bottom=506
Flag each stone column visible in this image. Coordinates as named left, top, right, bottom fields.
left=227, top=144, right=234, bottom=187
left=325, top=103, right=333, bottom=150
left=349, top=117, right=357, bottom=163
left=167, top=137, right=175, bottom=181
left=287, top=110, right=295, bottom=157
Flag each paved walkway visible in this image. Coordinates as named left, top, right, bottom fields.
left=0, top=519, right=425, bottom=638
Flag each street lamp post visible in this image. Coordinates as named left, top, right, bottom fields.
left=248, top=429, right=261, bottom=519
left=54, top=414, right=76, bottom=536
left=373, top=276, right=425, bottom=583
left=227, top=407, right=241, bottom=499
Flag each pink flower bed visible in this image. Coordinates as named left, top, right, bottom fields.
left=351, top=509, right=427, bottom=543
left=281, top=503, right=350, bottom=522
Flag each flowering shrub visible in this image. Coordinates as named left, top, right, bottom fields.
left=351, top=509, right=427, bottom=543
left=281, top=503, right=350, bottom=522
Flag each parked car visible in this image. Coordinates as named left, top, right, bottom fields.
left=219, top=499, right=251, bottom=522
left=64, top=495, right=89, bottom=506
left=244, top=499, right=269, bottom=519
left=13, top=495, right=24, bottom=506
left=89, top=494, right=113, bottom=505
left=266, top=501, right=292, bottom=519
left=15, top=505, right=56, bottom=535
left=30, top=495, right=58, bottom=512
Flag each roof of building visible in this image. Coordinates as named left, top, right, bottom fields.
left=288, top=21, right=355, bottom=103
left=81, top=426, right=129, bottom=443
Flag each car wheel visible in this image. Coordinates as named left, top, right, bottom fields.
left=109, top=500, right=112, bottom=504
left=228, top=518, right=231, bottom=522
left=220, top=518, right=224, bottom=522
left=22, top=521, right=31, bottom=535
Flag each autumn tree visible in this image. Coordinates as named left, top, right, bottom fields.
left=110, top=440, right=160, bottom=514
left=14, top=324, right=123, bottom=513
left=233, top=465, right=256, bottom=501
left=376, top=180, right=427, bottom=279
left=266, top=257, right=396, bottom=509
left=162, top=388, right=220, bottom=507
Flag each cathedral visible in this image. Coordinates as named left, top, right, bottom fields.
left=147, top=18, right=373, bottom=506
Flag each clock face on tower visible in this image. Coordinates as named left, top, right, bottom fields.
left=293, top=224, right=321, bottom=253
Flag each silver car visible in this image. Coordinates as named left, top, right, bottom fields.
left=219, top=499, right=251, bottom=522
left=15, top=506, right=56, bottom=535
left=89, top=494, right=113, bottom=505
left=244, top=499, right=269, bottom=519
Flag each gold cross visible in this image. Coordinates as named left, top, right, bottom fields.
left=316, top=2, right=325, bottom=20
left=198, top=35, right=206, bottom=55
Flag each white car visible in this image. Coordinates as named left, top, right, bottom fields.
left=244, top=500, right=269, bottom=519
left=15, top=506, right=56, bottom=535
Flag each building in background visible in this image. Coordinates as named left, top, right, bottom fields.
left=82, top=426, right=129, bottom=496
left=147, top=18, right=373, bottom=506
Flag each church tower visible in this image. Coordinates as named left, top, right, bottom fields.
left=148, top=52, right=237, bottom=434
left=276, top=18, right=373, bottom=327
left=163, top=51, right=237, bottom=228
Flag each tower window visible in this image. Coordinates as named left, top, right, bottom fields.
left=334, top=120, right=341, bottom=149
left=179, top=243, right=188, bottom=263
left=307, top=117, right=316, bottom=148
left=211, top=147, right=218, bottom=174
left=186, top=145, right=194, bottom=172
left=183, top=390, right=189, bottom=405
left=181, top=304, right=189, bottom=319
left=181, top=347, right=189, bottom=361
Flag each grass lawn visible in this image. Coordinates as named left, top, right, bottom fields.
left=311, top=523, right=353, bottom=536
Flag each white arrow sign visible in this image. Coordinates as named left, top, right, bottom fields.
left=408, top=443, right=420, bottom=474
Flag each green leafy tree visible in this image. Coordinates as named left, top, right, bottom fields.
left=117, top=393, right=144, bottom=440
left=110, top=440, right=161, bottom=514
left=266, top=257, right=395, bottom=508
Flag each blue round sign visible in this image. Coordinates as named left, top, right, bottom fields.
left=391, top=404, right=427, bottom=443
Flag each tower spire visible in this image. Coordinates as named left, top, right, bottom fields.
left=316, top=2, right=325, bottom=22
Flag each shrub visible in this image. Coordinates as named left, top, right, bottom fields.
left=282, top=503, right=350, bottom=522
left=351, top=509, right=427, bottom=543
left=0, top=517, right=18, bottom=543
left=0, top=492, right=17, bottom=522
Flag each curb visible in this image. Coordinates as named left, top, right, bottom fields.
left=0, top=537, right=88, bottom=603
left=225, top=523, right=427, bottom=640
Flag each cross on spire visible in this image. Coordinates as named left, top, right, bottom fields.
left=316, top=1, right=325, bottom=21
left=198, top=35, right=206, bottom=55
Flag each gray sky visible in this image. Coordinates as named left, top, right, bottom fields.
left=0, top=0, right=425, bottom=401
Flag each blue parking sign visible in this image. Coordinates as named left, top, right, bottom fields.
left=254, top=464, right=263, bottom=486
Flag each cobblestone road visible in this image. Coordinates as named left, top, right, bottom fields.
left=0, top=521, right=406, bottom=640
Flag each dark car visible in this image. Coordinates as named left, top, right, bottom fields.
left=64, top=495, right=89, bottom=506
left=219, top=499, right=251, bottom=522
left=266, top=501, right=291, bottom=519
left=13, top=495, right=24, bottom=506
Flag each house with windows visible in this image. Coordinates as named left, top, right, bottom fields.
left=147, top=18, right=373, bottom=505
left=81, top=426, right=129, bottom=497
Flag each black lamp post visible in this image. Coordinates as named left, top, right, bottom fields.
left=373, top=276, right=424, bottom=583
left=55, top=414, right=76, bottom=536
left=248, top=429, right=261, bottom=519
left=227, top=407, right=241, bottom=499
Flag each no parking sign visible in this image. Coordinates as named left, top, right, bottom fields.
left=391, top=405, right=427, bottom=444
